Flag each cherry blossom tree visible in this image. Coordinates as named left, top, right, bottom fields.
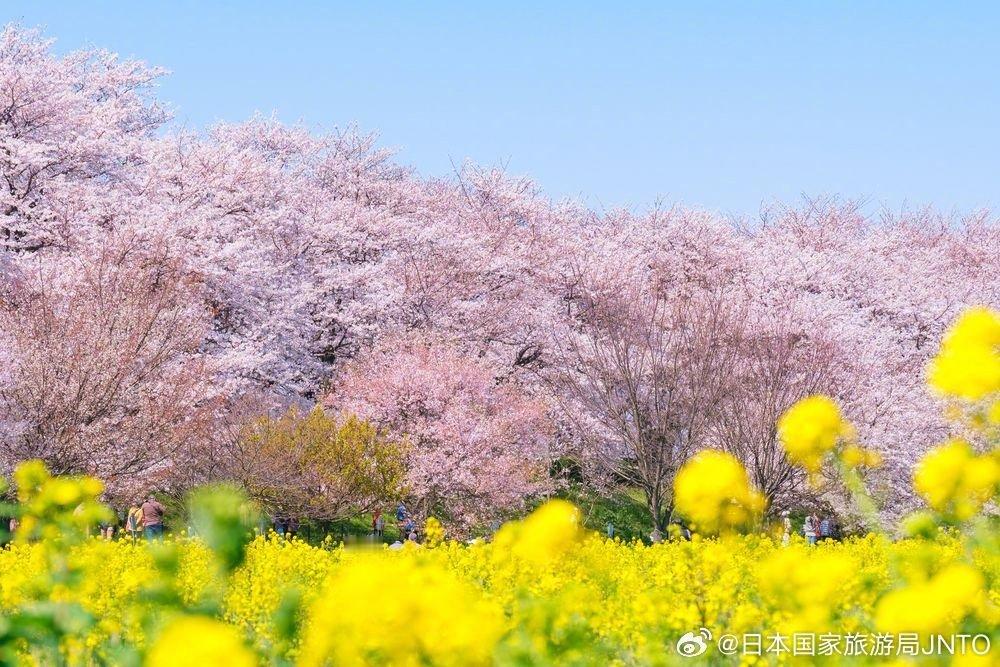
left=0, top=25, right=168, bottom=254
left=0, top=236, right=213, bottom=493
left=745, top=199, right=1000, bottom=516
left=712, top=313, right=840, bottom=515
left=546, top=256, right=746, bottom=532
left=1, top=24, right=997, bottom=523
left=326, top=335, right=556, bottom=526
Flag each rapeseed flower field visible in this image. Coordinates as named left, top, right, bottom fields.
left=0, top=307, right=996, bottom=665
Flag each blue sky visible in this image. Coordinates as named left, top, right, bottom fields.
left=7, top=2, right=1000, bottom=216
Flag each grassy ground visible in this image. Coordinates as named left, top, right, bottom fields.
left=137, top=484, right=655, bottom=546
left=258, top=487, right=655, bottom=546
left=552, top=485, right=652, bottom=542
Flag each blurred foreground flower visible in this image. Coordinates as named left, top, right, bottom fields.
left=11, top=459, right=110, bottom=544
left=913, top=439, right=999, bottom=521
left=928, top=306, right=1000, bottom=401
left=146, top=615, right=256, bottom=667
left=493, top=499, right=583, bottom=564
left=875, top=563, right=985, bottom=635
left=299, top=556, right=503, bottom=667
left=674, top=450, right=764, bottom=534
left=778, top=395, right=853, bottom=473
left=840, top=444, right=883, bottom=469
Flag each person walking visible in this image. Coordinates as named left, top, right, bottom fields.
left=679, top=521, right=692, bottom=541
left=803, top=513, right=818, bottom=545
left=395, top=502, right=411, bottom=539
left=403, top=517, right=416, bottom=540
left=140, top=494, right=166, bottom=541
left=97, top=510, right=116, bottom=540
left=125, top=502, right=144, bottom=543
left=781, top=511, right=792, bottom=546
left=374, top=510, right=385, bottom=538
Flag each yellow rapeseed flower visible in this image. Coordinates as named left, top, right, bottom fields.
left=13, top=459, right=51, bottom=502
left=493, top=499, right=583, bottom=564
left=913, top=439, right=1000, bottom=520
left=674, top=450, right=764, bottom=534
left=928, top=306, right=1000, bottom=401
left=840, top=444, right=883, bottom=469
left=424, top=516, right=445, bottom=547
left=146, top=615, right=257, bottom=667
left=758, top=548, right=859, bottom=632
left=875, top=563, right=984, bottom=635
left=298, top=556, right=503, bottom=667
left=778, top=395, right=853, bottom=472
left=0, top=460, right=996, bottom=664
left=986, top=397, right=1000, bottom=427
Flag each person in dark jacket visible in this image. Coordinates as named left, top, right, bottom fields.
left=141, top=494, right=166, bottom=541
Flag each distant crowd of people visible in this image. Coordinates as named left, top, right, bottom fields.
left=5, top=491, right=845, bottom=548
left=373, top=502, right=457, bottom=548
left=4, top=491, right=429, bottom=546
left=115, top=495, right=167, bottom=541
left=639, top=511, right=840, bottom=546
left=381, top=502, right=419, bottom=548
left=5, top=491, right=306, bottom=543
left=5, top=494, right=169, bottom=543
left=270, top=516, right=300, bottom=538
left=783, top=510, right=841, bottom=545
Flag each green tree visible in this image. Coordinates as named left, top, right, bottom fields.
left=224, top=407, right=406, bottom=522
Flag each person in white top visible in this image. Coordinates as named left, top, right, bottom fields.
left=803, top=513, right=818, bottom=545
